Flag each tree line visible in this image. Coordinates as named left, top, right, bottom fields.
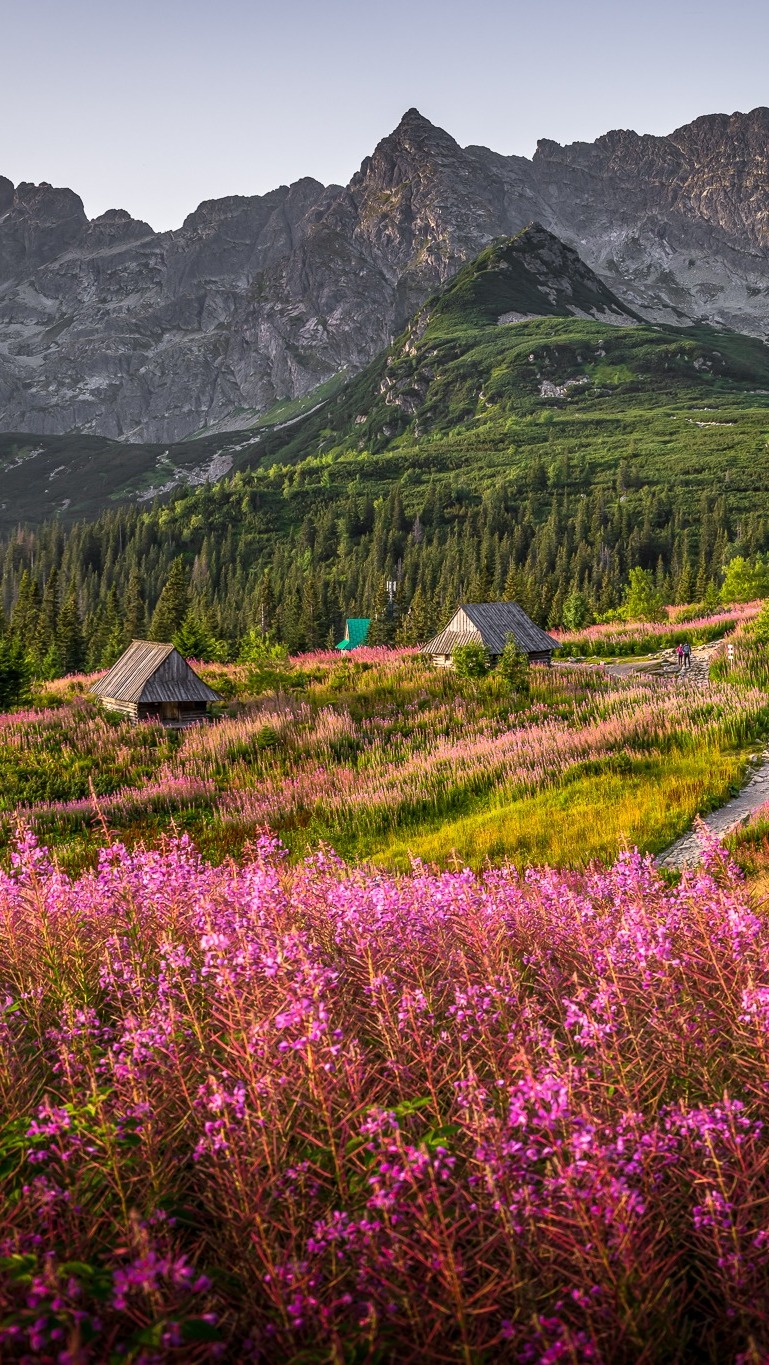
left=0, top=470, right=766, bottom=689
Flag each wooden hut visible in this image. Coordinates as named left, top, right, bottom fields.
left=91, top=641, right=220, bottom=726
left=424, top=603, right=558, bottom=667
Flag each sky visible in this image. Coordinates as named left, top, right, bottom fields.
left=2, top=0, right=768, bottom=231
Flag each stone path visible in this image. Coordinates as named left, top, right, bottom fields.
left=600, top=639, right=769, bottom=869
left=604, top=640, right=722, bottom=687
left=563, top=638, right=769, bottom=869
left=656, top=752, right=769, bottom=869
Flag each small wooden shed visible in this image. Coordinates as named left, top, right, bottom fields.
left=424, top=602, right=558, bottom=666
left=91, top=641, right=220, bottom=726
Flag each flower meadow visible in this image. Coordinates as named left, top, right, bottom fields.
left=2, top=651, right=766, bottom=871
left=553, top=601, right=763, bottom=658
left=3, top=829, right=769, bottom=1361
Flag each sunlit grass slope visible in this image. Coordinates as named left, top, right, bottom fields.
left=373, top=745, right=748, bottom=871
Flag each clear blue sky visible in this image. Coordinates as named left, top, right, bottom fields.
left=2, top=0, right=768, bottom=230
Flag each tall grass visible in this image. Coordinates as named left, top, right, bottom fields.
left=2, top=831, right=769, bottom=1358
left=3, top=654, right=767, bottom=870
left=376, top=745, right=748, bottom=870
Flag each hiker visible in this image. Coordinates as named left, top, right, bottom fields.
left=682, top=640, right=692, bottom=671
left=676, top=643, right=684, bottom=670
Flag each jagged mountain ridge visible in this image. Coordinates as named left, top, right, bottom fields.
left=3, top=105, right=769, bottom=442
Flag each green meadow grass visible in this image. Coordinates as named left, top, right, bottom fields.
left=369, top=745, right=749, bottom=871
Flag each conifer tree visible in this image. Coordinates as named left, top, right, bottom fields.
left=398, top=585, right=433, bottom=645
left=368, top=578, right=396, bottom=646
left=0, top=638, right=30, bottom=711
left=299, top=572, right=323, bottom=651
left=254, top=570, right=275, bottom=636
left=57, top=588, right=85, bottom=675
left=10, top=571, right=41, bottom=655
left=123, top=568, right=146, bottom=642
left=38, top=568, right=60, bottom=665
left=150, top=557, right=190, bottom=641
left=99, top=586, right=125, bottom=668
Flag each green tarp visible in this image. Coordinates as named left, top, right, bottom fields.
left=336, top=618, right=370, bottom=651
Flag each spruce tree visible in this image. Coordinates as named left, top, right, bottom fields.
left=38, top=568, right=60, bottom=665
left=298, top=573, right=322, bottom=651
left=254, top=570, right=275, bottom=636
left=10, top=571, right=41, bottom=655
left=123, top=568, right=146, bottom=642
left=0, top=638, right=30, bottom=711
left=398, top=585, right=433, bottom=645
left=99, top=587, right=125, bottom=668
left=57, top=588, right=85, bottom=675
left=368, top=578, right=396, bottom=646
left=150, top=558, right=190, bottom=641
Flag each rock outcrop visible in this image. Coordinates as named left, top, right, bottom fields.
left=2, top=106, right=769, bottom=441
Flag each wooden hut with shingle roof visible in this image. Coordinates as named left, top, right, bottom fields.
left=91, top=641, right=220, bottom=726
left=424, top=603, right=558, bottom=667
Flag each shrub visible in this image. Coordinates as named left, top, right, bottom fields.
left=452, top=641, right=490, bottom=678
left=622, top=566, right=666, bottom=623
left=720, top=557, right=769, bottom=605
left=239, top=629, right=291, bottom=694
left=561, top=589, right=591, bottom=631
left=497, top=635, right=530, bottom=693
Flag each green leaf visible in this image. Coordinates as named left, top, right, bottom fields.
left=59, top=1260, right=97, bottom=1278
left=115, top=1132, right=142, bottom=1147
left=391, top=1096, right=432, bottom=1118
left=422, top=1123, right=459, bottom=1153
left=134, top=1321, right=165, bottom=1347
left=0, top=1253, right=37, bottom=1279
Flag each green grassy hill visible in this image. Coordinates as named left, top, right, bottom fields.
left=240, top=228, right=769, bottom=527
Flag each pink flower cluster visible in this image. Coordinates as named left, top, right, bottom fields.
left=1, top=830, right=769, bottom=1358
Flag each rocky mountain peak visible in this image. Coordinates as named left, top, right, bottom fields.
left=4, top=106, right=769, bottom=444
left=351, top=106, right=463, bottom=192
left=670, top=105, right=769, bottom=153
left=86, top=208, right=155, bottom=248
left=389, top=106, right=453, bottom=144
left=0, top=178, right=88, bottom=280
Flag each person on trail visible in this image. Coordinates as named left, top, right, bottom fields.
left=682, top=640, right=692, bottom=671
left=676, top=643, right=684, bottom=670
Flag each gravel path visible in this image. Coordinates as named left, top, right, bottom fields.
left=604, top=639, right=722, bottom=687
left=562, top=639, right=769, bottom=868
left=602, top=639, right=769, bottom=869
left=656, top=753, right=769, bottom=869
left=642, top=640, right=769, bottom=867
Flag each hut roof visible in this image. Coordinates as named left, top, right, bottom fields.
left=90, top=641, right=220, bottom=705
left=424, top=602, right=558, bottom=657
left=336, top=618, right=370, bottom=651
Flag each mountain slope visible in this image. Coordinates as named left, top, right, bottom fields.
left=3, top=108, right=769, bottom=443
left=419, top=227, right=643, bottom=331
left=5, top=226, right=769, bottom=538
left=5, top=227, right=769, bottom=662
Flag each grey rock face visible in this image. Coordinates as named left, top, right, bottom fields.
left=2, top=106, right=769, bottom=442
